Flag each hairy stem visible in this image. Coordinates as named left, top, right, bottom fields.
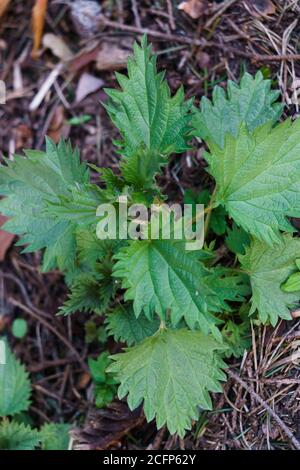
left=204, top=186, right=217, bottom=239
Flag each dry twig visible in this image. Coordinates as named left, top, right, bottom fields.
left=228, top=369, right=300, bottom=450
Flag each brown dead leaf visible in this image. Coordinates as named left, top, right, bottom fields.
left=32, top=0, right=48, bottom=58
left=245, top=0, right=276, bottom=16
left=47, top=105, right=70, bottom=143
left=75, top=72, right=104, bottom=103
left=69, top=0, right=102, bottom=38
left=196, top=51, right=210, bottom=69
left=42, top=33, right=74, bottom=62
left=95, top=43, right=130, bottom=72
left=0, top=315, right=9, bottom=332
left=178, top=0, right=207, bottom=19
left=77, top=372, right=91, bottom=390
left=13, top=124, right=33, bottom=150
left=0, top=215, right=14, bottom=262
left=0, top=0, right=10, bottom=19
left=72, top=401, right=143, bottom=450
left=69, top=44, right=100, bottom=73
left=69, top=41, right=131, bottom=73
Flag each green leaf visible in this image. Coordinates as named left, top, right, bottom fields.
left=76, top=228, right=118, bottom=266
left=61, top=236, right=117, bottom=315
left=193, top=71, right=282, bottom=148
left=120, top=146, right=167, bottom=190
left=0, top=420, right=40, bottom=450
left=12, top=319, right=28, bottom=339
left=89, top=352, right=112, bottom=384
left=225, top=223, right=250, bottom=255
left=67, top=114, right=92, bottom=126
left=84, top=321, right=107, bottom=345
left=221, top=319, right=251, bottom=358
left=60, top=274, right=102, bottom=315
left=47, top=184, right=104, bottom=225
left=0, top=139, right=89, bottom=272
left=184, top=189, right=210, bottom=207
left=184, top=189, right=226, bottom=236
left=39, top=423, right=71, bottom=450
left=94, top=385, right=115, bottom=408
left=60, top=259, right=116, bottom=316
left=0, top=339, right=31, bottom=417
left=105, top=36, right=193, bottom=157
left=89, top=352, right=117, bottom=409
left=92, top=166, right=125, bottom=199
left=206, top=120, right=300, bottom=245
left=282, top=271, right=300, bottom=293
left=239, top=234, right=300, bottom=325
left=106, top=305, right=160, bottom=346
left=210, top=205, right=227, bottom=236
left=108, top=328, right=226, bottom=437
left=113, top=239, right=248, bottom=336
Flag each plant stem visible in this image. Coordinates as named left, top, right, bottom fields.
left=228, top=267, right=248, bottom=275
left=204, top=187, right=217, bottom=239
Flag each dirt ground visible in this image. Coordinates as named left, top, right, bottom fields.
left=1, top=0, right=300, bottom=450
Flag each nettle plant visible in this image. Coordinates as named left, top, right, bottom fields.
left=0, top=339, right=70, bottom=450
left=1, top=37, right=300, bottom=437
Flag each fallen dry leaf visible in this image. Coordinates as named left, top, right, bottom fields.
left=0, top=215, right=14, bottom=262
left=178, top=0, right=207, bottom=19
left=47, top=105, right=70, bottom=143
left=75, top=72, right=104, bottom=103
left=245, top=0, right=276, bottom=16
left=72, top=401, right=143, bottom=450
left=0, top=315, right=9, bottom=332
left=32, top=0, right=48, bottom=58
left=69, top=0, right=102, bottom=38
left=95, top=42, right=130, bottom=72
left=0, top=0, right=10, bottom=19
left=43, top=33, right=74, bottom=61
left=196, top=51, right=210, bottom=69
left=69, top=43, right=100, bottom=73
left=13, top=124, right=33, bottom=150
left=69, top=42, right=130, bottom=73
left=77, top=372, right=91, bottom=390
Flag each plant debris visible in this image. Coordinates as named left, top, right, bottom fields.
left=178, top=0, right=208, bottom=19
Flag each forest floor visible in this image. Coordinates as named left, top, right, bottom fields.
left=1, top=0, right=300, bottom=450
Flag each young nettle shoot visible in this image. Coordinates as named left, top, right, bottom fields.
left=1, top=37, right=300, bottom=437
